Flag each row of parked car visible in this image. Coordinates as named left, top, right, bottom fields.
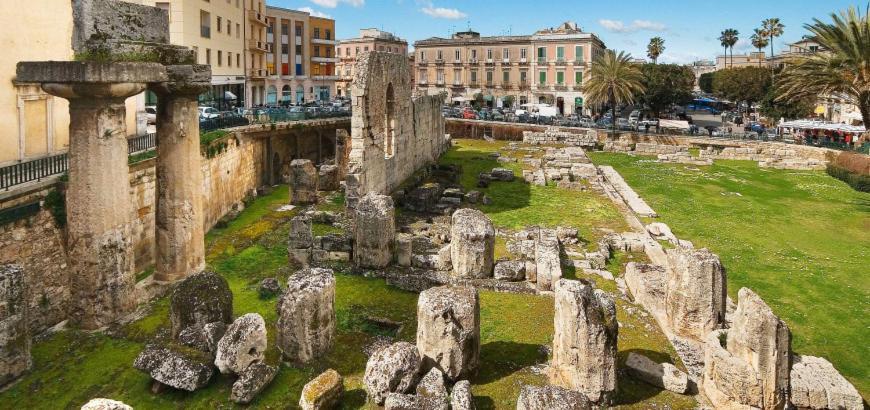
left=144, top=101, right=351, bottom=131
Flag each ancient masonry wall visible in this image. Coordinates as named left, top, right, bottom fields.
left=345, top=52, right=448, bottom=206
left=0, top=133, right=265, bottom=333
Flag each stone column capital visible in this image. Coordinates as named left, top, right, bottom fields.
left=16, top=61, right=166, bottom=101
left=150, top=64, right=212, bottom=98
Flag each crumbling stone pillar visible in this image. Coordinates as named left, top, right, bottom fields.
left=153, top=65, right=211, bottom=282
left=416, top=285, right=480, bottom=381
left=550, top=279, right=618, bottom=406
left=290, top=159, right=318, bottom=205
left=353, top=193, right=395, bottom=269
left=665, top=247, right=727, bottom=340
left=17, top=61, right=167, bottom=328
left=0, top=264, right=30, bottom=386
left=276, top=268, right=336, bottom=364
left=449, top=208, right=495, bottom=278
left=535, top=228, right=562, bottom=291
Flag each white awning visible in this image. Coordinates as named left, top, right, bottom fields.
left=777, top=119, right=865, bottom=133
left=659, top=119, right=690, bottom=130
left=225, top=91, right=238, bottom=100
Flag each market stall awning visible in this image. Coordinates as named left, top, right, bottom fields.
left=777, top=119, right=865, bottom=133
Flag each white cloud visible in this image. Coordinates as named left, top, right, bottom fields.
left=298, top=6, right=332, bottom=18
left=421, top=6, right=467, bottom=19
left=598, top=19, right=667, bottom=33
left=309, top=0, right=364, bottom=8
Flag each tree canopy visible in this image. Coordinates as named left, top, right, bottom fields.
left=638, top=64, right=695, bottom=116
left=699, top=72, right=715, bottom=94
left=712, top=66, right=772, bottom=104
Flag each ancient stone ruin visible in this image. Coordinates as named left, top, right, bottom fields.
left=0, top=264, right=30, bottom=387
left=549, top=279, right=618, bottom=406
left=353, top=193, right=396, bottom=269
left=449, top=208, right=495, bottom=279
left=666, top=247, right=727, bottom=341
left=416, top=285, right=481, bottom=381
left=290, top=159, right=319, bottom=205
left=300, top=369, right=344, bottom=409
left=276, top=268, right=336, bottom=364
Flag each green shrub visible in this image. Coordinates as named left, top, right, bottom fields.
left=826, top=164, right=870, bottom=192
left=44, top=189, right=67, bottom=228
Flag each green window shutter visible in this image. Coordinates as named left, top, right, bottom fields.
left=557, top=47, right=564, bottom=59
left=557, top=72, right=564, bottom=84
left=503, top=71, right=510, bottom=82
left=539, top=71, right=546, bottom=84
left=575, top=71, right=583, bottom=84
left=575, top=46, right=584, bottom=62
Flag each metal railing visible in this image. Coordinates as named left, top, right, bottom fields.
left=1, top=152, right=68, bottom=190
left=128, top=133, right=157, bottom=155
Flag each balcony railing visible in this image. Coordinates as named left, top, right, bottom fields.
left=248, top=68, right=268, bottom=79
left=502, top=83, right=513, bottom=90
left=537, top=57, right=547, bottom=64
left=451, top=83, right=464, bottom=89
left=469, top=58, right=479, bottom=64
left=555, top=84, right=568, bottom=91
left=502, top=58, right=511, bottom=64
left=435, top=59, right=445, bottom=65
left=573, top=85, right=583, bottom=91
left=453, top=59, right=462, bottom=65
left=518, top=82, right=530, bottom=90
left=485, top=81, right=494, bottom=88
left=248, top=10, right=268, bottom=26
left=469, top=81, right=479, bottom=87
left=248, top=39, right=268, bottom=53
left=519, top=58, right=528, bottom=65
left=555, top=58, right=567, bottom=66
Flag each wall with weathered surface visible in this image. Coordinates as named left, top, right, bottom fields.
left=346, top=52, right=448, bottom=207
left=200, top=135, right=265, bottom=230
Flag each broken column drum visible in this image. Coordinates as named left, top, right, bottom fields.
left=353, top=193, right=395, bottom=269
left=153, top=64, right=211, bottom=281
left=16, top=61, right=167, bottom=329
left=665, top=247, right=727, bottom=340
left=550, top=279, right=618, bottom=406
left=276, top=268, right=336, bottom=364
left=290, top=159, right=319, bottom=205
left=449, top=208, right=495, bottom=278
left=416, top=285, right=480, bottom=381
left=0, top=264, right=30, bottom=386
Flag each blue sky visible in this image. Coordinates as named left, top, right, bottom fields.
left=268, top=0, right=863, bottom=63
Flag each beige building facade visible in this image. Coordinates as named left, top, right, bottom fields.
left=335, top=29, right=408, bottom=98
left=413, top=22, right=605, bottom=115
left=0, top=1, right=142, bottom=166
left=715, top=51, right=767, bottom=70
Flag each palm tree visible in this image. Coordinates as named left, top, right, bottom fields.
left=777, top=6, right=870, bottom=126
left=581, top=50, right=645, bottom=129
left=647, top=37, right=665, bottom=64
left=762, top=18, right=785, bottom=59
left=719, top=29, right=739, bottom=67
left=751, top=28, right=770, bottom=66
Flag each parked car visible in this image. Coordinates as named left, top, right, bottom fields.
left=144, top=105, right=157, bottom=124
left=198, top=106, right=220, bottom=119
left=462, top=108, right=478, bottom=120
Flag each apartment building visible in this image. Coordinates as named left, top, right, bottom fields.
left=0, top=0, right=142, bottom=166
left=245, top=0, right=269, bottom=106
left=335, top=29, right=408, bottom=98
left=309, top=16, right=338, bottom=101
left=715, top=51, right=767, bottom=70
left=413, top=22, right=605, bottom=115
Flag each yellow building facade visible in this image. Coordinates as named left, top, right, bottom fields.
left=0, top=1, right=141, bottom=166
left=309, top=16, right=337, bottom=101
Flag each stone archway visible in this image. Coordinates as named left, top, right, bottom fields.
left=385, top=83, right=395, bottom=158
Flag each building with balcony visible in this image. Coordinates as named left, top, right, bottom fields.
left=309, top=16, right=337, bottom=101
left=335, top=29, right=408, bottom=98
left=715, top=51, right=767, bottom=70
left=413, top=22, right=605, bottom=115
left=264, top=6, right=310, bottom=105
left=245, top=0, right=269, bottom=106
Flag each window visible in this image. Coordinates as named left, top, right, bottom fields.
left=216, top=16, right=222, bottom=33
left=436, top=70, right=444, bottom=83
left=575, top=71, right=583, bottom=85
left=556, top=71, right=564, bottom=84
left=502, top=70, right=509, bottom=83
left=486, top=49, right=492, bottom=60
left=454, top=49, right=460, bottom=60
left=281, top=44, right=289, bottom=54
left=325, top=29, right=331, bottom=40
left=486, top=70, right=493, bottom=84
left=503, top=48, right=509, bottom=60
left=313, top=65, right=320, bottom=75
left=470, top=70, right=477, bottom=83
left=471, top=49, right=477, bottom=59
left=227, top=52, right=232, bottom=67
left=418, top=69, right=427, bottom=82
left=314, top=46, right=320, bottom=57
left=537, top=47, right=546, bottom=62
left=437, top=50, right=443, bottom=60
left=355, top=47, right=360, bottom=54
left=346, top=48, right=350, bottom=56
left=520, top=71, right=527, bottom=84
left=420, top=50, right=425, bottom=60
left=192, top=46, right=199, bottom=63
left=453, top=69, right=461, bottom=84
left=227, top=19, right=231, bottom=35
left=326, top=48, right=331, bottom=57
left=314, top=27, right=320, bottom=39
left=556, top=47, right=565, bottom=61
left=200, top=10, right=211, bottom=38
left=539, top=71, right=546, bottom=85
left=295, top=25, right=302, bottom=37
left=575, top=45, right=584, bottom=62
left=205, top=48, right=211, bottom=65
left=521, top=48, right=527, bottom=59
left=236, top=23, right=240, bottom=38
left=237, top=54, right=240, bottom=67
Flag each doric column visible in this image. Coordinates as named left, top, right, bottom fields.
left=152, top=65, right=211, bottom=282
left=17, top=61, right=167, bottom=329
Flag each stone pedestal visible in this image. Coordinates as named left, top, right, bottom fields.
left=353, top=193, right=395, bottom=269
left=550, top=279, right=618, bottom=406
left=416, top=286, right=480, bottom=381
left=665, top=247, right=727, bottom=340
left=449, top=208, right=495, bottom=278
left=290, top=159, right=319, bottom=205
left=276, top=268, right=336, bottom=364
left=153, top=65, right=211, bottom=282
left=17, top=61, right=167, bottom=329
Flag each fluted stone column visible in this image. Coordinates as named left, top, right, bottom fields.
left=152, top=65, right=211, bottom=282
left=17, top=61, right=167, bottom=329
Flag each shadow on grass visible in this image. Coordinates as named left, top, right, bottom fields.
left=475, top=341, right=547, bottom=384
left=438, top=146, right=532, bottom=215
left=613, top=348, right=678, bottom=406
left=473, top=395, right=497, bottom=410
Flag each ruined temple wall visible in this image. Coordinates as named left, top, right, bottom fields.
left=346, top=52, right=447, bottom=205
left=200, top=134, right=265, bottom=230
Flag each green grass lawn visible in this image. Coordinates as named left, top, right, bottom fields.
left=589, top=152, right=870, bottom=397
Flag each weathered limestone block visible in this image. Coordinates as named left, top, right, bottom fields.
left=451, top=380, right=475, bottom=410
left=133, top=344, right=215, bottom=391
left=417, top=286, right=480, bottom=381
left=276, top=268, right=336, bottom=364
left=728, top=288, right=791, bottom=409
left=490, top=168, right=515, bottom=181
left=0, top=264, right=30, bottom=387
left=215, top=313, right=267, bottom=375
left=300, top=369, right=344, bottom=410
left=177, top=321, right=226, bottom=357
left=535, top=229, right=562, bottom=291
left=71, top=0, right=170, bottom=52
left=666, top=247, right=726, bottom=340
left=289, top=215, right=313, bottom=266
left=396, top=234, right=413, bottom=267
left=230, top=362, right=278, bottom=404
left=703, top=329, right=764, bottom=409
left=494, top=260, right=525, bottom=282
left=624, top=262, right=667, bottom=316
left=318, top=164, right=340, bottom=191
left=291, top=159, right=319, bottom=205
left=516, top=384, right=592, bottom=410
left=625, top=352, right=689, bottom=394
left=550, top=280, right=617, bottom=405
left=790, top=355, right=863, bottom=410
left=353, top=193, right=395, bottom=269
left=363, top=341, right=422, bottom=405
left=169, top=271, right=233, bottom=340
left=258, top=277, right=281, bottom=298
left=450, top=209, right=495, bottom=279
left=416, top=367, right=449, bottom=402
left=80, top=398, right=133, bottom=410
left=405, top=183, right=443, bottom=213
left=384, top=393, right=448, bottom=410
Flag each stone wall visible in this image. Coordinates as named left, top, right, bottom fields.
left=345, top=52, right=448, bottom=207
left=522, top=127, right=597, bottom=147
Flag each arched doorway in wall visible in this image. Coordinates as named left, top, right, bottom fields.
left=266, top=86, right=278, bottom=105
left=556, top=97, right=565, bottom=115
left=384, top=83, right=396, bottom=158
left=281, top=85, right=291, bottom=106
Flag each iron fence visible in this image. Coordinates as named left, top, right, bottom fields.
left=128, top=133, right=157, bottom=154
left=0, top=153, right=69, bottom=191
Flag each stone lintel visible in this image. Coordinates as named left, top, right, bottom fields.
left=107, top=41, right=197, bottom=65
left=73, top=0, right=169, bottom=53
left=151, top=64, right=212, bottom=97
left=16, top=61, right=167, bottom=85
